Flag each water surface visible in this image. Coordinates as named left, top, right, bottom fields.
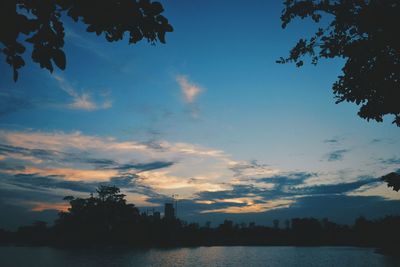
left=0, top=246, right=398, bottom=267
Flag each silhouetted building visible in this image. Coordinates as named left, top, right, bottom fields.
left=164, top=203, right=175, bottom=219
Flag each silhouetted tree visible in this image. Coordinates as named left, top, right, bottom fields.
left=96, top=185, right=126, bottom=202
left=381, top=172, right=400, bottom=192
left=1, top=0, right=173, bottom=81
left=278, top=0, right=400, bottom=126
left=55, top=185, right=140, bottom=243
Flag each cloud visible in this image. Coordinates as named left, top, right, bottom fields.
left=53, top=75, right=112, bottom=111
left=0, top=169, right=138, bottom=196
left=0, top=200, right=60, bottom=230
left=64, top=27, right=107, bottom=59
left=4, top=166, right=119, bottom=182
left=324, top=138, right=340, bottom=144
left=201, top=199, right=294, bottom=214
left=4, top=173, right=98, bottom=192
left=68, top=92, right=111, bottom=110
left=0, top=129, right=279, bottom=216
left=109, top=175, right=137, bottom=187
left=258, top=195, right=400, bottom=225
left=0, top=180, right=74, bottom=229
left=326, top=149, right=349, bottom=161
left=111, top=161, right=174, bottom=171
left=370, top=138, right=397, bottom=145
left=0, top=129, right=397, bottom=225
left=379, top=157, right=400, bottom=165
left=291, top=178, right=378, bottom=195
left=0, top=129, right=239, bottom=198
left=0, top=78, right=111, bottom=116
left=137, top=171, right=227, bottom=195
left=255, top=172, right=379, bottom=198
left=257, top=172, right=316, bottom=191
left=29, top=202, right=70, bottom=212
left=229, top=160, right=279, bottom=179
left=176, top=75, right=204, bottom=118
left=0, top=143, right=65, bottom=164
left=189, top=172, right=384, bottom=215
left=176, top=75, right=203, bottom=104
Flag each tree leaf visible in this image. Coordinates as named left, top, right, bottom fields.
left=53, top=49, right=66, bottom=70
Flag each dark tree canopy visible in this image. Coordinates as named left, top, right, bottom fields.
left=56, top=185, right=140, bottom=237
left=381, top=172, right=400, bottom=192
left=278, top=0, right=400, bottom=126
left=0, top=0, right=173, bottom=81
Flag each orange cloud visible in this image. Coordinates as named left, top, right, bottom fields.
left=4, top=166, right=118, bottom=182
left=201, top=199, right=294, bottom=214
left=138, top=171, right=227, bottom=194
left=30, top=202, right=70, bottom=212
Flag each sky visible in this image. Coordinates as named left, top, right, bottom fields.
left=0, top=0, right=399, bottom=229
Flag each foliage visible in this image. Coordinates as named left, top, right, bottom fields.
left=0, top=0, right=173, bottom=81
left=278, top=0, right=400, bottom=126
left=56, top=185, right=140, bottom=239
left=381, top=172, right=400, bottom=192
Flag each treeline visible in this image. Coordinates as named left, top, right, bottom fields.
left=1, top=215, right=399, bottom=249
left=0, top=186, right=399, bottom=253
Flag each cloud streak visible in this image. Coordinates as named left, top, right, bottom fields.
left=29, top=202, right=70, bottom=212
left=201, top=199, right=294, bottom=214
left=54, top=75, right=112, bottom=111
left=379, top=157, right=400, bottom=165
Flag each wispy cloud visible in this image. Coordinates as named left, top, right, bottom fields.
left=326, top=149, right=349, bottom=161
left=379, top=157, right=400, bottom=165
left=53, top=75, right=112, bottom=111
left=68, top=92, right=111, bottom=111
left=229, top=160, right=278, bottom=179
left=176, top=75, right=203, bottom=104
left=176, top=75, right=204, bottom=118
left=324, top=138, right=340, bottom=144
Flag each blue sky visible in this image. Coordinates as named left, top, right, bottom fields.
left=0, top=0, right=399, bottom=229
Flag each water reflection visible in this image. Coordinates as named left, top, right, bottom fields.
left=0, top=246, right=399, bottom=267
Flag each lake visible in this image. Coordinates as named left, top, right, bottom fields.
left=0, top=246, right=399, bottom=267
